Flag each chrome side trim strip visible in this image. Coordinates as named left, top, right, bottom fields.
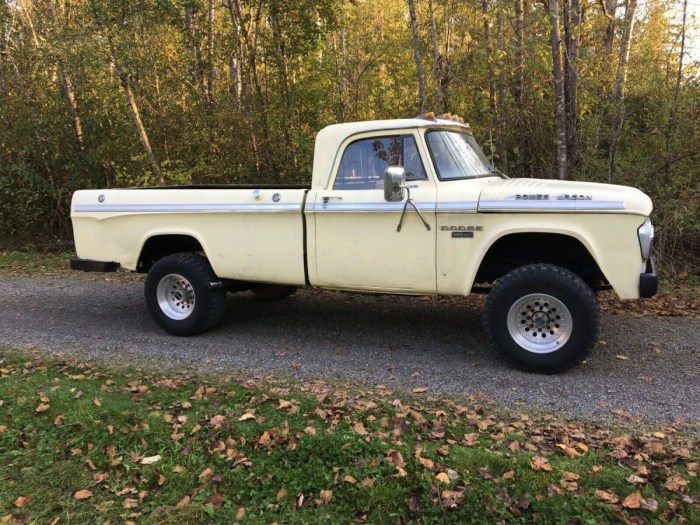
left=478, top=200, right=626, bottom=211
left=310, top=202, right=436, bottom=213
left=73, top=203, right=302, bottom=213
left=436, top=201, right=479, bottom=213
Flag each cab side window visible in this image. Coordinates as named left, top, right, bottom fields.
left=333, top=135, right=427, bottom=190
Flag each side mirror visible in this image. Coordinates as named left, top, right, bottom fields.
left=384, top=166, right=406, bottom=202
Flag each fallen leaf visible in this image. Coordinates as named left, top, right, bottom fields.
left=412, top=387, right=427, bottom=394
left=209, top=415, right=225, bottom=427
left=35, top=403, right=50, bottom=413
left=352, top=421, right=367, bottom=435
left=615, top=355, right=629, bottom=361
left=462, top=433, right=479, bottom=446
left=441, top=488, right=464, bottom=508
left=358, top=478, right=375, bottom=489
left=562, top=472, right=580, bottom=482
left=206, top=492, right=224, bottom=509
left=258, top=431, right=272, bottom=447
left=123, top=498, right=139, bottom=509
left=236, top=507, right=246, bottom=519
left=0, top=426, right=7, bottom=434
left=276, top=488, right=288, bottom=502
left=176, top=496, right=191, bottom=508
left=436, top=472, right=451, bottom=484
left=318, top=489, right=333, bottom=506
left=92, top=398, right=101, bottom=407
left=140, top=455, right=162, bottom=465
left=74, top=490, right=93, bottom=500
left=664, top=473, right=689, bottom=492
left=343, top=475, right=357, bottom=484
left=622, top=491, right=642, bottom=509
left=386, top=450, right=405, bottom=469
left=626, top=474, right=646, bottom=484
left=594, top=489, right=619, bottom=504
left=199, top=468, right=215, bottom=484
left=414, top=447, right=435, bottom=470
left=530, top=456, right=552, bottom=472
left=239, top=413, right=256, bottom=421
left=14, top=496, right=32, bottom=507
left=641, top=498, right=658, bottom=512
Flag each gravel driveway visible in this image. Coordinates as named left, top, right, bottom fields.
left=1, top=274, right=698, bottom=425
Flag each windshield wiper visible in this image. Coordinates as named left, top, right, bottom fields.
left=491, top=167, right=509, bottom=179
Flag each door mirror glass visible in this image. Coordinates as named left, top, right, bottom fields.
left=384, top=166, right=406, bottom=202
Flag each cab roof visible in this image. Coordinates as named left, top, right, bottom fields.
left=311, top=117, right=472, bottom=190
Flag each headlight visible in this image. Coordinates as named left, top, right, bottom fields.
left=637, top=219, right=654, bottom=260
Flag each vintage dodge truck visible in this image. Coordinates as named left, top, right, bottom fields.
left=71, top=114, right=657, bottom=372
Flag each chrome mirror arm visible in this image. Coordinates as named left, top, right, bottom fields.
left=396, top=186, right=431, bottom=233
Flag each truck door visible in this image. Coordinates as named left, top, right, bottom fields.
left=309, top=132, right=437, bottom=293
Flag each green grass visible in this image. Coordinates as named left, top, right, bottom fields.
left=0, top=348, right=698, bottom=524
left=0, top=251, right=73, bottom=276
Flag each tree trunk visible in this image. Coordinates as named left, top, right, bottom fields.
left=269, top=0, right=290, bottom=108
left=227, top=0, right=266, bottom=174
left=118, top=68, right=163, bottom=184
left=607, top=0, right=637, bottom=183
left=5, top=2, right=52, bottom=178
left=206, top=0, right=215, bottom=110
left=547, top=0, right=568, bottom=180
left=184, top=5, right=210, bottom=114
left=407, top=0, right=425, bottom=112
left=663, top=0, right=687, bottom=182
left=46, top=0, right=85, bottom=153
left=428, top=0, right=444, bottom=113
left=482, top=0, right=497, bottom=163
left=88, top=0, right=162, bottom=183
left=599, top=0, right=616, bottom=55
left=513, top=0, right=526, bottom=177
left=496, top=4, right=507, bottom=173
left=563, top=0, right=581, bottom=172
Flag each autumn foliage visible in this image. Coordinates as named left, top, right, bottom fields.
left=0, top=0, right=697, bottom=274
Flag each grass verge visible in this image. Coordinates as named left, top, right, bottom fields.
left=0, top=347, right=698, bottom=524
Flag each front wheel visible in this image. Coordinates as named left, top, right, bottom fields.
left=483, top=264, right=600, bottom=373
left=144, top=252, right=227, bottom=336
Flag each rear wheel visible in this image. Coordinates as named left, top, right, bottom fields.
left=483, top=264, right=599, bottom=373
left=145, top=252, right=227, bottom=336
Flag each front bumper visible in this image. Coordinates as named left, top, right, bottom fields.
left=70, top=257, right=120, bottom=272
left=639, top=257, right=658, bottom=298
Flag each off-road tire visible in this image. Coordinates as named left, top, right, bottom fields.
left=144, top=252, right=227, bottom=336
left=483, top=264, right=600, bottom=373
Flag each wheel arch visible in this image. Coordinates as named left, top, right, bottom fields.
left=137, top=233, right=206, bottom=273
left=474, top=232, right=608, bottom=289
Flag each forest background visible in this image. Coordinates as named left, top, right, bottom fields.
left=0, top=0, right=698, bottom=275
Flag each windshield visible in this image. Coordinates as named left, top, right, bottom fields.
left=426, top=130, right=494, bottom=180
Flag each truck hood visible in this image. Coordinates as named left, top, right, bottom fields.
left=477, top=178, right=653, bottom=215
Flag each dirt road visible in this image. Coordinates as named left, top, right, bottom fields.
left=1, top=274, right=698, bottom=424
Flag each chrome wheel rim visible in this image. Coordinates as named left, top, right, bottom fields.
left=156, top=274, right=195, bottom=320
left=507, top=293, right=572, bottom=354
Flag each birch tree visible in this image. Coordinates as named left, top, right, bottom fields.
left=547, top=0, right=568, bottom=180
left=607, top=0, right=638, bottom=183
left=407, top=0, right=425, bottom=112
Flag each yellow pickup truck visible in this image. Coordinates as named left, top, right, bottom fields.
left=71, top=114, right=657, bottom=372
